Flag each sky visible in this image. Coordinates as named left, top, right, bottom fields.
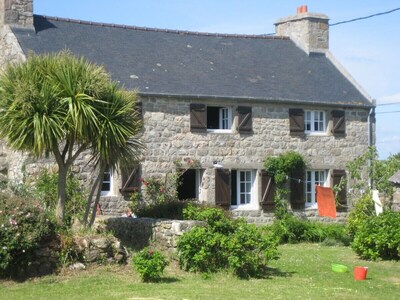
left=34, top=0, right=400, bottom=159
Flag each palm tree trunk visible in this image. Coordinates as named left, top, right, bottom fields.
left=83, top=167, right=103, bottom=225
left=55, top=165, right=68, bottom=224
left=89, top=163, right=107, bottom=227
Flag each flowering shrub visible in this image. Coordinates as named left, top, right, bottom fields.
left=132, top=247, right=169, bottom=282
left=0, top=193, right=57, bottom=278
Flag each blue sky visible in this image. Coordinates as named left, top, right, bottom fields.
left=34, top=0, right=400, bottom=159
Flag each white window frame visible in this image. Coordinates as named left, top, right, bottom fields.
left=207, top=106, right=232, bottom=133
left=231, top=170, right=257, bottom=210
left=305, top=110, right=326, bottom=134
left=305, top=170, right=328, bottom=208
left=101, top=167, right=113, bottom=196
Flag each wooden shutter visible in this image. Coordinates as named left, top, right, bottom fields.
left=290, top=168, right=305, bottom=209
left=121, top=166, right=141, bottom=193
left=260, top=170, right=275, bottom=211
left=237, top=106, right=252, bottom=133
left=190, top=103, right=206, bottom=132
left=289, top=109, right=304, bottom=136
left=331, top=110, right=346, bottom=135
left=332, top=169, right=347, bottom=211
left=215, top=169, right=230, bottom=209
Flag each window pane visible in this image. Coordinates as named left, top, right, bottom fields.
left=101, top=182, right=110, bottom=191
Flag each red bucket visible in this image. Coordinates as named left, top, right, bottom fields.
left=354, top=266, right=368, bottom=280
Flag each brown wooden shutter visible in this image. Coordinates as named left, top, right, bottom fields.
left=121, top=166, right=141, bottom=193
left=215, top=168, right=230, bottom=209
left=136, top=101, right=143, bottom=119
left=237, top=106, right=252, bottom=133
left=332, top=169, right=347, bottom=211
left=190, top=103, right=206, bottom=132
left=290, top=168, right=305, bottom=209
left=331, top=110, right=346, bottom=135
left=260, top=170, right=275, bottom=211
left=289, top=109, right=304, bottom=136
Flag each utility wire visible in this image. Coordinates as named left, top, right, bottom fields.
left=375, top=110, right=400, bottom=114
left=330, top=7, right=400, bottom=26
left=377, top=102, right=400, bottom=106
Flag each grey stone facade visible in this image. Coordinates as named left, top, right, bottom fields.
left=0, top=0, right=33, bottom=27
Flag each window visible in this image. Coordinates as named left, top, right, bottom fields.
left=231, top=170, right=256, bottom=207
left=177, top=169, right=203, bottom=200
left=207, top=106, right=232, bottom=131
left=101, top=168, right=113, bottom=196
left=305, top=111, right=326, bottom=133
left=305, top=170, right=327, bottom=207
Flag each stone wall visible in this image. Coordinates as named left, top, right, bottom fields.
left=140, top=96, right=371, bottom=205
left=104, top=217, right=205, bottom=253
left=231, top=210, right=348, bottom=224
left=0, top=0, right=33, bottom=27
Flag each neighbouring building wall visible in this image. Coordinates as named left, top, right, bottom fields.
left=140, top=96, right=371, bottom=205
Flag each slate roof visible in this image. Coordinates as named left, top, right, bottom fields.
left=11, top=15, right=372, bottom=107
left=389, top=171, right=400, bottom=185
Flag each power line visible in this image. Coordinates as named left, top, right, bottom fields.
left=375, top=110, right=400, bottom=114
left=377, top=102, right=400, bottom=106
left=330, top=7, right=400, bottom=26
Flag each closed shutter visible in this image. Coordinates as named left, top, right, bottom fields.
left=190, top=103, right=206, bottom=132
left=121, top=166, right=141, bottom=193
left=260, top=170, right=275, bottom=211
left=331, top=110, right=346, bottom=135
left=289, top=109, right=304, bottom=136
left=332, top=169, right=347, bottom=211
left=136, top=101, right=143, bottom=120
left=290, top=169, right=305, bottom=209
left=237, top=106, right=252, bottom=133
left=215, top=169, right=230, bottom=209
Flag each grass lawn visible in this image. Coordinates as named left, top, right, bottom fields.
left=1, top=243, right=399, bottom=300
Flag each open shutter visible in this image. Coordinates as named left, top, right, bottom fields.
left=289, top=109, right=304, bottom=136
left=331, top=110, right=345, bottom=135
left=120, top=166, right=141, bottom=193
left=332, top=169, right=347, bottom=211
left=215, top=169, right=230, bottom=209
left=260, top=170, right=275, bottom=211
left=190, top=103, right=206, bottom=132
left=290, top=169, right=305, bottom=209
left=237, top=106, right=252, bottom=133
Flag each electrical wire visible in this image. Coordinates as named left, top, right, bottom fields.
left=375, top=110, right=400, bottom=114
left=330, top=7, right=400, bottom=26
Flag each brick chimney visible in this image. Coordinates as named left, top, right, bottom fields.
left=275, top=5, right=329, bottom=54
left=0, top=0, right=33, bottom=28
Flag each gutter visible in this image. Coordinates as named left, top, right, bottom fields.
left=368, top=103, right=376, bottom=188
left=138, top=92, right=375, bottom=109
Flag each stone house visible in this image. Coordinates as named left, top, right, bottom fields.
left=0, top=1, right=375, bottom=222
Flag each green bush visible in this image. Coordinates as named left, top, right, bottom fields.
left=178, top=205, right=279, bottom=278
left=0, top=193, right=57, bottom=278
left=132, top=247, right=169, bottom=282
left=133, top=199, right=197, bottom=220
left=352, top=211, right=400, bottom=260
left=269, top=214, right=350, bottom=245
left=34, top=170, right=87, bottom=226
left=346, top=192, right=375, bottom=238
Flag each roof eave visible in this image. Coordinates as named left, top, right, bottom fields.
left=138, top=92, right=375, bottom=109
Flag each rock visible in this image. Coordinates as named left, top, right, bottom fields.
left=69, top=262, right=86, bottom=270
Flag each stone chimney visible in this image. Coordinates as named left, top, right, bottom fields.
left=0, top=0, right=33, bottom=28
left=275, top=5, right=329, bottom=54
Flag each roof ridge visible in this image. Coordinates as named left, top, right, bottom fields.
left=33, top=14, right=288, bottom=40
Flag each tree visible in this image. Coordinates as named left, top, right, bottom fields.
left=0, top=51, right=143, bottom=224
left=83, top=84, right=144, bottom=226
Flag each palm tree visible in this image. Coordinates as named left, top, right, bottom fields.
left=83, top=84, right=144, bottom=226
left=0, top=51, right=143, bottom=224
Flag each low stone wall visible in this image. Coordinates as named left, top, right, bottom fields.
left=103, top=217, right=204, bottom=253
left=231, top=209, right=348, bottom=225
left=99, top=196, right=130, bottom=216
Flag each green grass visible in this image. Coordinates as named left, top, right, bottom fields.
left=1, top=244, right=399, bottom=299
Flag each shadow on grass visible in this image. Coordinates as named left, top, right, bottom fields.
left=264, top=267, right=295, bottom=278
left=143, top=276, right=180, bottom=283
